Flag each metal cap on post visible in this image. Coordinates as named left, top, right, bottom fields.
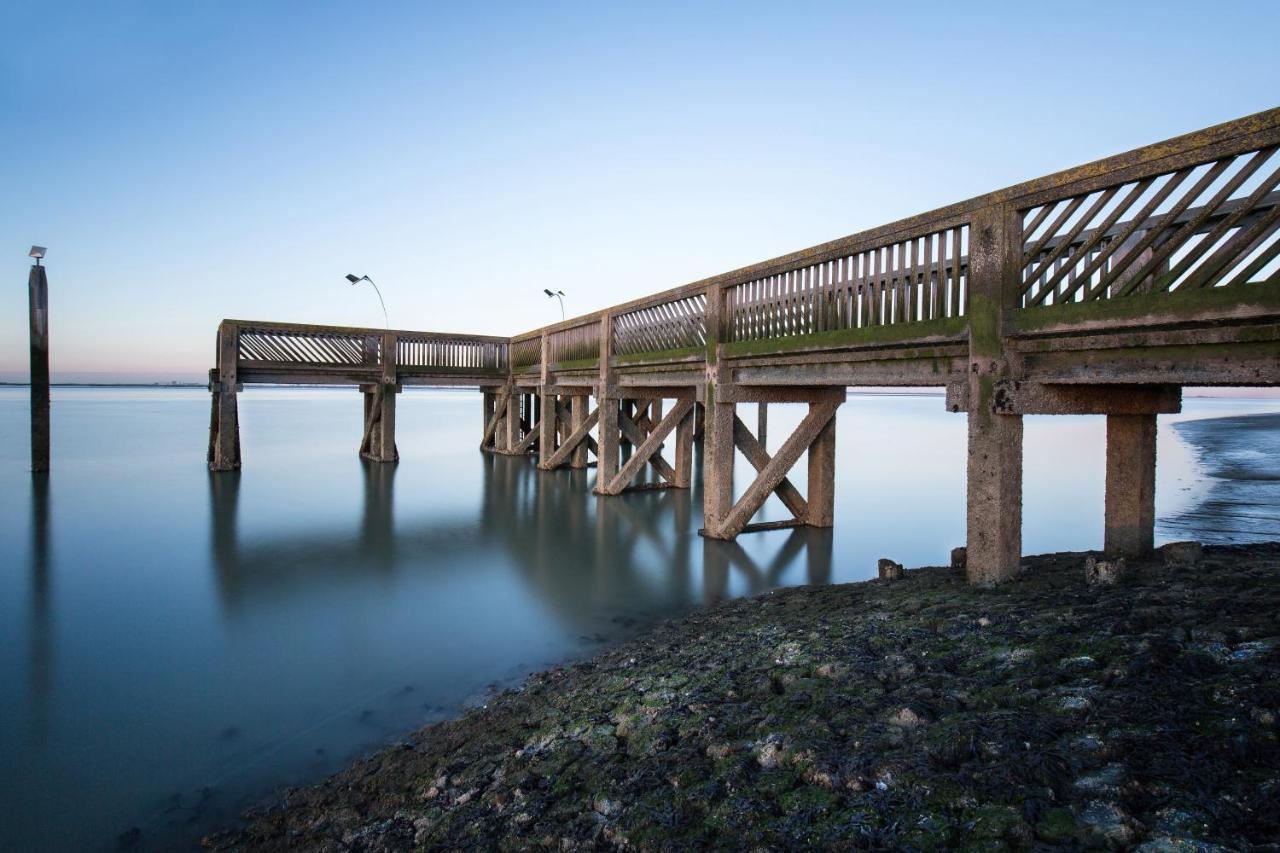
left=28, top=246, right=50, bottom=472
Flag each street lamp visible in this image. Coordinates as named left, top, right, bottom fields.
left=543, top=288, right=565, bottom=321
left=346, top=273, right=389, bottom=329
left=29, top=245, right=46, bottom=266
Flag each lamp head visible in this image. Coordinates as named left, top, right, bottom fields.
left=543, top=289, right=554, bottom=297
left=345, top=273, right=360, bottom=284
left=29, top=245, right=46, bottom=264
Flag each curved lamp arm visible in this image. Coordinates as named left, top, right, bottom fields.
left=346, top=274, right=390, bottom=329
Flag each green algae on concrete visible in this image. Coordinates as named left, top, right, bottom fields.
left=210, top=543, right=1280, bottom=851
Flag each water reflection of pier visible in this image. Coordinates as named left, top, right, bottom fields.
left=207, top=453, right=832, bottom=620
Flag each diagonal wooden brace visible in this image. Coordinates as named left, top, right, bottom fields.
left=539, top=407, right=600, bottom=469
left=706, top=398, right=840, bottom=539
left=600, top=397, right=694, bottom=495
left=732, top=415, right=808, bottom=520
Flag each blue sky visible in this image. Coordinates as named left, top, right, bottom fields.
left=2, top=0, right=1278, bottom=381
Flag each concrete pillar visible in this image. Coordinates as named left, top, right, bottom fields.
left=360, top=383, right=399, bottom=463
left=210, top=325, right=241, bottom=472
left=757, top=402, right=768, bottom=452
left=964, top=203, right=1023, bottom=584
left=538, top=391, right=557, bottom=467
left=502, top=388, right=520, bottom=453
left=28, top=263, right=49, bottom=472
left=595, top=397, right=619, bottom=492
left=966, top=407, right=1022, bottom=583
left=702, top=387, right=735, bottom=535
left=674, top=402, right=694, bottom=488
left=570, top=394, right=588, bottom=469
left=806, top=407, right=836, bottom=526
left=483, top=390, right=496, bottom=435
left=1105, top=413, right=1157, bottom=557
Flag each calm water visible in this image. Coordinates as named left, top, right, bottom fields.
left=0, top=386, right=1275, bottom=851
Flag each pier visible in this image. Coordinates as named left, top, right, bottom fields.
left=208, top=108, right=1280, bottom=584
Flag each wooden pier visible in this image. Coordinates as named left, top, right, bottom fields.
left=208, top=108, right=1280, bottom=584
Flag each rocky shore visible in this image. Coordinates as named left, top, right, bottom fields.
left=209, top=542, right=1280, bottom=851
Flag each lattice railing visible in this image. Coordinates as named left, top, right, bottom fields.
left=726, top=225, right=969, bottom=343
left=614, top=293, right=706, bottom=356
left=1020, top=146, right=1280, bottom=308
left=549, top=322, right=600, bottom=366
left=510, top=337, right=542, bottom=372
left=238, top=326, right=372, bottom=365
left=397, top=334, right=506, bottom=371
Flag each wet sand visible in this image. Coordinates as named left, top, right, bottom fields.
left=1160, top=413, right=1280, bottom=544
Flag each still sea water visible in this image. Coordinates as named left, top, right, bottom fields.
left=1, top=386, right=1276, bottom=851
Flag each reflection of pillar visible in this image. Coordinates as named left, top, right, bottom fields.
left=209, top=470, right=241, bottom=569
left=1105, top=414, right=1157, bottom=558
left=804, top=528, right=833, bottom=586
left=360, top=461, right=396, bottom=566
left=702, top=539, right=730, bottom=603
left=29, top=474, right=51, bottom=740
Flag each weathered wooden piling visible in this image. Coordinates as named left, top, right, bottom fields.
left=28, top=260, right=50, bottom=472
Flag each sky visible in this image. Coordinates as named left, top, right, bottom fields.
left=2, top=1, right=1278, bottom=382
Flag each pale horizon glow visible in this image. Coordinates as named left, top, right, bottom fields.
left=2, top=1, right=1278, bottom=382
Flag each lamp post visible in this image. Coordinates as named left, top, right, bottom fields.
left=28, top=246, right=49, bottom=472
left=543, top=288, right=565, bottom=321
left=345, top=273, right=390, bottom=329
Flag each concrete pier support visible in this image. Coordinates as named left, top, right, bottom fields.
left=570, top=395, right=588, bottom=469
left=701, top=388, right=735, bottom=534
left=359, top=383, right=400, bottom=463
left=964, top=203, right=1023, bottom=584
left=966, top=405, right=1023, bottom=584
left=806, top=409, right=836, bottom=527
left=594, top=397, right=619, bottom=490
left=1105, top=414, right=1157, bottom=557
left=209, top=324, right=241, bottom=472
left=538, top=391, right=558, bottom=466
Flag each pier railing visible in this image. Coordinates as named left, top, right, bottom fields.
left=217, top=107, right=1280, bottom=384
left=221, top=319, right=508, bottom=382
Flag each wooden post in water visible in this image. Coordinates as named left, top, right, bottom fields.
left=28, top=258, right=50, bottom=472
left=208, top=322, right=241, bottom=471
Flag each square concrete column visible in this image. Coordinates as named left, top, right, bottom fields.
left=502, top=389, right=520, bottom=452
left=966, top=405, right=1022, bottom=584
left=701, top=387, right=735, bottom=535
left=210, top=325, right=241, bottom=472
left=1105, top=413, right=1157, bottom=557
left=360, top=383, right=399, bottom=463
left=569, top=394, right=588, bottom=469
left=674, top=403, right=695, bottom=488
left=806, top=407, right=836, bottom=527
left=594, top=396, right=619, bottom=493
left=538, top=391, right=557, bottom=467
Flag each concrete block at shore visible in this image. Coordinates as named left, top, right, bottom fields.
left=1160, top=541, right=1204, bottom=568
left=878, top=559, right=904, bottom=581
left=1084, top=555, right=1127, bottom=586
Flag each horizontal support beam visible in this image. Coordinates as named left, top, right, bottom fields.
left=991, top=382, right=1181, bottom=415
left=715, top=385, right=847, bottom=404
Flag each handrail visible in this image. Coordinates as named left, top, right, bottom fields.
left=217, top=107, right=1280, bottom=382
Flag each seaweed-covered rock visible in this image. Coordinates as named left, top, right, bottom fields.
left=208, top=543, right=1280, bottom=851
